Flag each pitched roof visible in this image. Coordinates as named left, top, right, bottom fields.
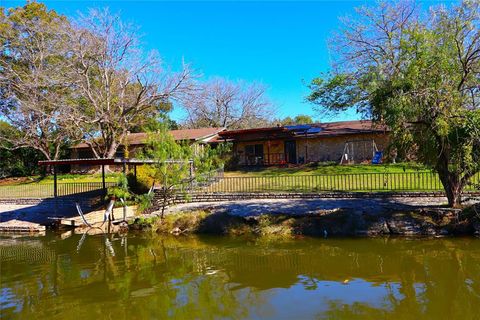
left=72, top=127, right=226, bottom=149
left=219, top=120, right=387, bottom=140
left=310, top=120, right=387, bottom=136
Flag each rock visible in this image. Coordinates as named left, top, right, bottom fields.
left=171, top=227, right=182, bottom=235
left=473, top=221, right=480, bottom=236
left=365, top=218, right=391, bottom=235
left=387, top=218, right=423, bottom=235
left=118, top=222, right=129, bottom=233
left=438, top=228, right=449, bottom=236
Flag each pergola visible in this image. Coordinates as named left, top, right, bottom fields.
left=38, top=158, right=193, bottom=197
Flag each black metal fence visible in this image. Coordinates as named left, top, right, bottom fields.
left=0, top=182, right=117, bottom=199
left=192, top=171, right=480, bottom=194
left=1, top=172, right=479, bottom=199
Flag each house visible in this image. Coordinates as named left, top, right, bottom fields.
left=218, top=120, right=389, bottom=165
left=69, top=127, right=226, bottom=172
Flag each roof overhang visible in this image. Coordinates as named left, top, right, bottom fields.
left=218, top=127, right=288, bottom=139
left=38, top=158, right=192, bottom=166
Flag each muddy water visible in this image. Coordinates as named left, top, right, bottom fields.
left=1, top=233, right=479, bottom=319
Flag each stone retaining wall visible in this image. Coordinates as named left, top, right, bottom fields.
left=0, top=196, right=102, bottom=210
left=148, top=190, right=480, bottom=212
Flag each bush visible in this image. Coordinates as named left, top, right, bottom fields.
left=136, top=192, right=154, bottom=214
left=106, top=175, right=131, bottom=200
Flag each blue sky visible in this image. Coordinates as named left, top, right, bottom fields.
left=1, top=0, right=450, bottom=123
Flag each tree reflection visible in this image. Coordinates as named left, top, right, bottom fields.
left=2, top=235, right=480, bottom=319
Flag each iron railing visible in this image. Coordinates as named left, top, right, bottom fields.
left=0, top=182, right=117, bottom=199
left=1, top=171, right=479, bottom=199
left=191, top=171, right=480, bottom=194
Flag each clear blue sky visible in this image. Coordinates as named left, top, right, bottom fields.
left=1, top=0, right=449, bottom=123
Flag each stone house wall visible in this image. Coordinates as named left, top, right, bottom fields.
left=296, top=133, right=389, bottom=163
left=233, top=133, right=389, bottom=165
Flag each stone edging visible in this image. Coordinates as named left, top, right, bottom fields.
left=171, top=191, right=480, bottom=202
left=144, top=191, right=480, bottom=213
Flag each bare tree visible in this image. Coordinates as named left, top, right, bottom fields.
left=181, top=78, right=273, bottom=129
left=0, top=3, right=79, bottom=160
left=68, top=9, right=195, bottom=159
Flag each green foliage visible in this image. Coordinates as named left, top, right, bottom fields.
left=106, top=174, right=131, bottom=200
left=0, top=121, right=44, bottom=177
left=278, top=115, right=315, bottom=125
left=194, top=143, right=231, bottom=175
left=129, top=112, right=178, bottom=133
left=135, top=192, right=154, bottom=214
left=0, top=2, right=76, bottom=160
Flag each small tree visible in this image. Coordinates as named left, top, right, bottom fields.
left=140, top=126, right=193, bottom=218
left=140, top=125, right=229, bottom=217
left=307, top=1, right=480, bottom=207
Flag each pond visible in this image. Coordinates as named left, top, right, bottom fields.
left=1, top=232, right=479, bottom=319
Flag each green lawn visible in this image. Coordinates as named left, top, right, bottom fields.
left=0, top=173, right=120, bottom=186
left=212, top=163, right=479, bottom=193
left=224, top=162, right=429, bottom=177
left=0, top=173, right=119, bottom=199
left=1, top=163, right=478, bottom=198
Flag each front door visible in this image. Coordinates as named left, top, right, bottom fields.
left=284, top=140, right=297, bottom=164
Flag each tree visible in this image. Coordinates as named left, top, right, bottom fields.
left=276, top=114, right=315, bottom=126
left=0, top=121, right=42, bottom=177
left=307, top=1, right=480, bottom=207
left=139, top=126, right=194, bottom=218
left=0, top=2, right=78, bottom=160
left=139, top=124, right=228, bottom=217
left=68, top=8, right=194, bottom=159
left=129, top=112, right=180, bottom=133
left=181, top=78, right=273, bottom=129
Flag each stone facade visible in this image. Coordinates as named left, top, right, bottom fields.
left=233, top=132, right=389, bottom=165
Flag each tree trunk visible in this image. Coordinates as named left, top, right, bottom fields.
left=437, top=168, right=463, bottom=208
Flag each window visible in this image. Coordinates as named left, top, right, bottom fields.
left=245, top=144, right=264, bottom=165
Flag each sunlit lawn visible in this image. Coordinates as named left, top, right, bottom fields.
left=224, top=162, right=430, bottom=177
left=0, top=173, right=119, bottom=198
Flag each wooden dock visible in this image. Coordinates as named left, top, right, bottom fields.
left=60, top=205, right=137, bottom=227
left=0, top=219, right=46, bottom=232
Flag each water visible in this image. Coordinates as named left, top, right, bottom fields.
left=1, top=232, right=480, bottom=319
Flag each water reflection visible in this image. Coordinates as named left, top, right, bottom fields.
left=1, top=233, right=480, bottom=319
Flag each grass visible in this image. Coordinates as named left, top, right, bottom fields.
left=224, top=162, right=429, bottom=177
left=1, top=162, right=478, bottom=198
left=0, top=173, right=120, bottom=185
left=152, top=210, right=296, bottom=237
left=0, top=173, right=121, bottom=198
left=214, top=163, right=478, bottom=193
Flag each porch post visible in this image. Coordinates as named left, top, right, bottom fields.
left=101, top=164, right=106, bottom=195
left=305, top=132, right=308, bottom=163
left=53, top=165, right=58, bottom=198
left=134, top=164, right=137, bottom=185
left=267, top=139, right=271, bottom=165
